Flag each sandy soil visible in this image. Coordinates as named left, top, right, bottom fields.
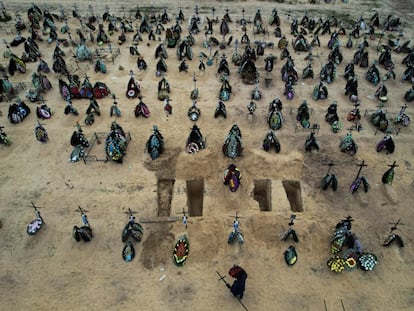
left=0, top=1, right=413, bottom=310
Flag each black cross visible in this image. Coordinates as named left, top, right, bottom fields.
left=389, top=219, right=405, bottom=233
left=325, top=161, right=336, bottom=175
left=355, top=160, right=368, bottom=180
left=387, top=161, right=398, bottom=169
left=123, top=208, right=138, bottom=217
left=76, top=206, right=89, bottom=214
left=288, top=214, right=297, bottom=226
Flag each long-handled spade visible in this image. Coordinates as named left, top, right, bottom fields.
left=382, top=161, right=398, bottom=184
left=216, top=271, right=249, bottom=311
left=383, top=219, right=405, bottom=247
left=321, top=161, right=338, bottom=191
left=350, top=160, right=369, bottom=193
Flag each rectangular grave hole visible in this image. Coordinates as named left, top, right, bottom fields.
left=253, top=179, right=272, bottom=211
left=282, top=180, right=303, bottom=212
left=157, top=179, right=175, bottom=216
left=186, top=179, right=204, bottom=216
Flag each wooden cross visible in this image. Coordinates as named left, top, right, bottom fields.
left=123, top=208, right=138, bottom=216
left=288, top=214, right=297, bottom=226
left=74, top=121, right=83, bottom=132
left=387, top=161, right=398, bottom=169
left=76, top=206, right=89, bottom=214
left=192, top=72, right=197, bottom=87
left=325, top=161, right=335, bottom=175
left=388, top=218, right=405, bottom=233
left=355, top=160, right=368, bottom=180
left=176, top=208, right=189, bottom=229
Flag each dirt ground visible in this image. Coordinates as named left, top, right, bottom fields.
left=0, top=1, right=413, bottom=310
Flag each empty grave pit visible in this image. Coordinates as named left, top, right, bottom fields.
left=253, top=179, right=272, bottom=211
left=186, top=179, right=204, bottom=217
left=282, top=180, right=303, bottom=212
left=157, top=179, right=175, bottom=216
